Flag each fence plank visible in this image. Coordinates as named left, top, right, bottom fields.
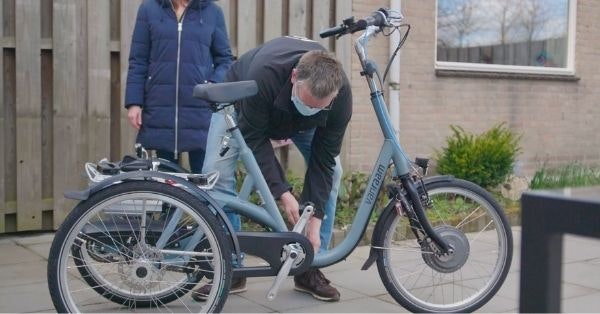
left=263, top=0, right=282, bottom=42
left=237, top=1, right=257, bottom=55
left=15, top=0, right=42, bottom=231
left=120, top=0, right=143, bottom=157
left=288, top=0, right=308, bottom=37
left=3, top=0, right=15, bottom=37
left=88, top=0, right=111, bottom=162
left=3, top=49, right=16, bottom=232
left=40, top=0, right=54, bottom=225
left=312, top=0, right=331, bottom=48
left=0, top=0, right=4, bottom=232
left=41, top=51, right=53, bottom=207
left=334, top=0, right=351, bottom=72
left=41, top=0, right=52, bottom=39
left=52, top=0, right=88, bottom=227
left=217, top=0, right=236, bottom=56
left=110, top=0, right=120, bottom=41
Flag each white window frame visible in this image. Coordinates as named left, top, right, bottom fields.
left=435, top=0, right=577, bottom=76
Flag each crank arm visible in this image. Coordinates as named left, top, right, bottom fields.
left=266, top=244, right=302, bottom=301
left=292, top=204, right=314, bottom=233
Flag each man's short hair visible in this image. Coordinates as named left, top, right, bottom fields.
left=295, top=50, right=345, bottom=99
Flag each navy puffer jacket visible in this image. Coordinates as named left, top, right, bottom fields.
left=125, top=0, right=233, bottom=153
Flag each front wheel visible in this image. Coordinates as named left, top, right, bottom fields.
left=375, top=178, right=513, bottom=313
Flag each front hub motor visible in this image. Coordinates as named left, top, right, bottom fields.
left=421, top=225, right=470, bottom=273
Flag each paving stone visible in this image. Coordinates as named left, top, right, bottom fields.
left=344, top=245, right=371, bottom=260
left=0, top=261, right=47, bottom=287
left=497, top=271, right=596, bottom=301
left=324, top=264, right=388, bottom=297
left=374, top=293, right=404, bottom=306
left=475, top=293, right=518, bottom=313
left=563, top=262, right=600, bottom=290
left=563, top=235, right=600, bottom=264
left=236, top=277, right=364, bottom=312
left=287, top=296, right=408, bottom=313
left=319, top=253, right=367, bottom=273
left=510, top=245, right=521, bottom=272
left=26, top=242, right=51, bottom=260
left=222, top=294, right=273, bottom=313
left=586, top=258, right=600, bottom=266
left=0, top=244, right=45, bottom=265
left=0, top=282, right=54, bottom=313
left=562, top=291, right=600, bottom=313
left=495, top=272, right=520, bottom=300
left=12, top=232, right=56, bottom=246
left=0, top=237, right=15, bottom=245
left=0, top=227, right=598, bottom=313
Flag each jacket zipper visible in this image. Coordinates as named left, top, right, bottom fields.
left=171, top=2, right=188, bottom=159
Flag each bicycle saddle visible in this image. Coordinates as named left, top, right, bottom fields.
left=193, top=80, right=258, bottom=103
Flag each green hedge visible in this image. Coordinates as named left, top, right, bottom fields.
left=435, top=123, right=521, bottom=188
left=531, top=163, right=600, bottom=189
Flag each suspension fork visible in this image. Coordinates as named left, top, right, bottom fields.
left=400, top=175, right=453, bottom=254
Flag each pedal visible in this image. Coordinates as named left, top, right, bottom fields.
left=266, top=205, right=314, bottom=301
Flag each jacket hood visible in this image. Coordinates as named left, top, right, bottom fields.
left=156, top=0, right=214, bottom=10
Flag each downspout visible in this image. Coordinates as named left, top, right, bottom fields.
left=389, top=0, right=401, bottom=137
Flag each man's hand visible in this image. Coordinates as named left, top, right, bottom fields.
left=305, top=217, right=322, bottom=253
left=127, top=105, right=143, bottom=130
left=279, top=191, right=300, bottom=225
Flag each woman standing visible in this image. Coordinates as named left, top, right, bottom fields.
left=125, top=0, right=233, bottom=171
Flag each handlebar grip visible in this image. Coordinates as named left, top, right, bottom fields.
left=350, top=9, right=389, bottom=33
left=319, top=25, right=346, bottom=38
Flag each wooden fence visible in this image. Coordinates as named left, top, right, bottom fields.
left=0, top=0, right=351, bottom=233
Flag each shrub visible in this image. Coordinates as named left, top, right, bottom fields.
left=335, top=171, right=390, bottom=227
left=288, top=170, right=387, bottom=227
left=237, top=166, right=389, bottom=228
left=530, top=163, right=600, bottom=189
left=435, top=123, right=521, bottom=188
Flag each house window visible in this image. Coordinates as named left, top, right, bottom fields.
left=436, top=0, right=576, bottom=75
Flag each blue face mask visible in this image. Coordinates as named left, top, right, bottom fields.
left=291, top=83, right=321, bottom=116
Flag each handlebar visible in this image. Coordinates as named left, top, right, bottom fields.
left=319, top=8, right=390, bottom=39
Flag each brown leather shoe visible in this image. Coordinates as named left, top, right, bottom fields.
left=294, top=269, right=340, bottom=302
left=191, top=277, right=247, bottom=302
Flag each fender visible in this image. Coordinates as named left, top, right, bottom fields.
left=64, top=170, right=242, bottom=263
left=421, top=175, right=454, bottom=187
left=360, top=175, right=455, bottom=270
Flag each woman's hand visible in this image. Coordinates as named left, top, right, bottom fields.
left=127, top=105, right=143, bottom=130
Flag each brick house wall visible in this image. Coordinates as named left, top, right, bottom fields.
left=342, top=0, right=600, bottom=177
left=345, top=0, right=391, bottom=171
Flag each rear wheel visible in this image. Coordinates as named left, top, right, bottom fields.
left=376, top=178, right=512, bottom=312
left=47, top=181, right=232, bottom=313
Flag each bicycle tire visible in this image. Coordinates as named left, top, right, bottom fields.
left=47, top=180, right=232, bottom=313
left=375, top=177, right=513, bottom=313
